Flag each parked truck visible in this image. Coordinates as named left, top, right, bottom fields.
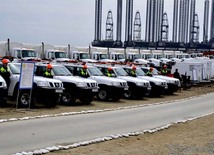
left=96, top=65, right=151, bottom=99
left=0, top=76, right=7, bottom=105
left=0, top=40, right=41, bottom=62
left=64, top=64, right=129, bottom=101
left=1, top=62, right=64, bottom=108
left=35, top=63, right=99, bottom=105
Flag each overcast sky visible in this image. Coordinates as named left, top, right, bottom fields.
left=0, top=0, right=207, bottom=46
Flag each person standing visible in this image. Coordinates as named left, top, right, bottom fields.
left=173, top=68, right=181, bottom=81
left=43, top=64, right=53, bottom=78
left=0, top=59, right=10, bottom=87
left=105, top=67, right=114, bottom=77
left=80, top=65, right=89, bottom=78
left=161, top=65, right=168, bottom=76
left=146, top=67, right=153, bottom=77
left=130, top=66, right=137, bottom=77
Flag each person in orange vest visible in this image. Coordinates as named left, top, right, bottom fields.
left=130, top=66, right=137, bottom=77
left=146, top=67, right=153, bottom=77
left=105, top=67, right=114, bottom=77
left=80, top=65, right=89, bottom=78
left=0, top=59, right=10, bottom=86
left=161, top=65, right=168, bottom=76
left=43, top=64, right=53, bottom=78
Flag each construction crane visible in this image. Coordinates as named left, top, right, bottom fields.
left=133, top=11, right=142, bottom=41
left=105, top=10, right=114, bottom=41
left=161, top=12, right=169, bottom=42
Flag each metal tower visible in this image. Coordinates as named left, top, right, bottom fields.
left=116, top=0, right=123, bottom=45
left=179, top=0, right=190, bottom=43
left=94, top=0, right=102, bottom=41
left=133, top=11, right=142, bottom=41
left=210, top=0, right=214, bottom=42
left=149, top=0, right=155, bottom=42
left=184, top=0, right=190, bottom=43
left=172, top=0, right=179, bottom=42
left=178, top=0, right=184, bottom=42
left=192, top=14, right=200, bottom=42
left=203, top=0, right=209, bottom=43
left=161, top=13, right=169, bottom=42
left=189, top=0, right=196, bottom=42
left=145, top=0, right=151, bottom=42
left=125, top=0, right=134, bottom=42
left=157, top=0, right=164, bottom=42
left=145, top=0, right=164, bottom=42
left=105, top=10, right=114, bottom=41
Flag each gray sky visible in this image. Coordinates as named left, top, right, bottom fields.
left=0, top=0, right=207, bottom=46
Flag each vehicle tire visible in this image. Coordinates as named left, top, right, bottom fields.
left=97, top=89, right=109, bottom=101
left=80, top=95, right=93, bottom=105
left=18, top=90, right=34, bottom=108
left=123, top=90, right=132, bottom=99
left=61, top=91, right=76, bottom=105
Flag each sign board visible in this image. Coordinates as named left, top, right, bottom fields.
left=19, top=62, right=35, bottom=89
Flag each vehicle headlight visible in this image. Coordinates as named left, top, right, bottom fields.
left=154, top=81, right=161, bottom=86
left=2, top=81, right=7, bottom=88
left=136, top=82, right=144, bottom=86
left=111, top=82, right=120, bottom=86
left=37, top=81, right=50, bottom=87
left=76, top=82, right=86, bottom=87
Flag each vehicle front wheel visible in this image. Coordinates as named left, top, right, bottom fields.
left=97, top=89, right=109, bottom=101
left=123, top=90, right=132, bottom=99
left=61, top=91, right=76, bottom=105
left=18, top=90, right=34, bottom=108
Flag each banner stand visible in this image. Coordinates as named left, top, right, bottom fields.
left=16, top=62, right=35, bottom=110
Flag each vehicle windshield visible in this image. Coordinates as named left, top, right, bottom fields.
left=80, top=53, right=89, bottom=59
left=151, top=68, right=159, bottom=75
left=8, top=63, right=21, bottom=74
left=142, top=54, right=151, bottom=59
left=22, top=50, right=37, bottom=57
left=52, top=66, right=72, bottom=76
left=114, top=67, right=128, bottom=76
left=87, top=67, right=103, bottom=76
left=117, top=54, right=124, bottom=59
left=55, top=52, right=67, bottom=58
left=100, top=54, right=108, bottom=59
left=136, top=68, right=146, bottom=76
left=134, top=54, right=140, bottom=59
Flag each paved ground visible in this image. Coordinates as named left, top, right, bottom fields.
left=1, top=83, right=214, bottom=155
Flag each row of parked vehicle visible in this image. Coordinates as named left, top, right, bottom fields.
left=0, top=60, right=181, bottom=108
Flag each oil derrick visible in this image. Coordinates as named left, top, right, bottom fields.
left=192, top=14, right=200, bottom=42
left=105, top=10, right=114, bottom=41
left=133, top=11, right=142, bottom=41
left=161, top=13, right=169, bottom=42
left=115, top=0, right=123, bottom=46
